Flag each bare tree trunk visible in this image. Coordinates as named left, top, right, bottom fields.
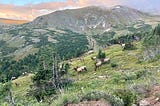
left=52, top=54, right=56, bottom=87
left=9, top=87, right=15, bottom=106
left=43, top=60, right=46, bottom=70
left=57, top=56, right=62, bottom=88
left=65, top=63, right=70, bottom=82
left=43, top=60, right=46, bottom=79
left=66, top=71, right=69, bottom=82
left=52, top=53, right=61, bottom=89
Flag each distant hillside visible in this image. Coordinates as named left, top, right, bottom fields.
left=0, top=18, right=29, bottom=25
left=30, top=5, right=149, bottom=33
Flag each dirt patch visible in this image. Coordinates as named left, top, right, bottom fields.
left=139, top=85, right=160, bottom=106
left=67, top=99, right=111, bottom=106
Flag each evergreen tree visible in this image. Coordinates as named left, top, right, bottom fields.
left=97, top=49, right=106, bottom=59
left=0, top=81, right=15, bottom=106
left=29, top=51, right=71, bottom=102
left=143, top=24, right=160, bottom=60
left=143, top=24, right=160, bottom=47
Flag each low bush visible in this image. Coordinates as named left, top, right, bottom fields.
left=111, top=63, right=118, bottom=68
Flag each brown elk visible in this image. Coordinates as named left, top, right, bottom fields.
left=87, top=50, right=94, bottom=55
left=95, top=61, right=102, bottom=71
left=103, top=58, right=110, bottom=63
left=74, top=66, right=87, bottom=72
left=95, top=58, right=110, bottom=71
left=15, top=82, right=20, bottom=87
left=91, top=56, right=96, bottom=60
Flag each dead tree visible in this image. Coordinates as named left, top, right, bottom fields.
left=9, top=87, right=15, bottom=106
left=43, top=60, right=46, bottom=70
left=7, top=80, right=15, bottom=106
left=65, top=63, right=70, bottom=82
left=52, top=53, right=62, bottom=89
left=42, top=60, right=47, bottom=80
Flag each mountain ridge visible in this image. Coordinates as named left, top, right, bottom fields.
left=0, top=5, right=159, bottom=60
left=29, top=5, right=150, bottom=33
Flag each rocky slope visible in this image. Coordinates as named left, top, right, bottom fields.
left=30, top=5, right=149, bottom=32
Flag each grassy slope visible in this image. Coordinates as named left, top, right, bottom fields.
left=1, top=74, right=48, bottom=106
left=12, top=74, right=33, bottom=98
left=6, top=42, right=160, bottom=106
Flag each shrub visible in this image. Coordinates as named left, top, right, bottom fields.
left=123, top=42, right=135, bottom=50
left=114, top=89, right=137, bottom=106
left=111, top=63, right=118, bottom=68
left=97, top=49, right=106, bottom=59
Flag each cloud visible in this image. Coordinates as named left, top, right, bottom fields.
left=2, top=0, right=157, bottom=21
left=0, top=0, right=126, bottom=20
left=78, top=0, right=123, bottom=7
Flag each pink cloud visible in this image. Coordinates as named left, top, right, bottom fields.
left=0, top=0, right=124, bottom=20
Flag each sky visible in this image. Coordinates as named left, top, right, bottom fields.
left=0, top=0, right=160, bottom=20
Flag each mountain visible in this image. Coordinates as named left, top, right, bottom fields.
left=0, top=5, right=159, bottom=60
left=0, top=18, right=29, bottom=25
left=30, top=5, right=149, bottom=33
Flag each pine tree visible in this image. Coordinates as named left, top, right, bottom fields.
left=143, top=24, right=160, bottom=60
left=97, top=49, right=106, bottom=60
left=30, top=50, right=71, bottom=102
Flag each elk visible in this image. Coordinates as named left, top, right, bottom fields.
left=121, top=43, right=125, bottom=47
left=74, top=66, right=87, bottom=72
left=91, top=56, right=96, bottom=60
left=95, top=61, right=102, bottom=71
left=87, top=50, right=94, bottom=55
left=103, top=58, right=110, bottom=63
left=11, top=77, right=16, bottom=80
left=95, top=58, right=110, bottom=71
left=15, top=82, right=20, bottom=87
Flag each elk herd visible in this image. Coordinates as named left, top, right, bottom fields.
left=11, top=50, right=110, bottom=82
left=73, top=50, right=110, bottom=73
